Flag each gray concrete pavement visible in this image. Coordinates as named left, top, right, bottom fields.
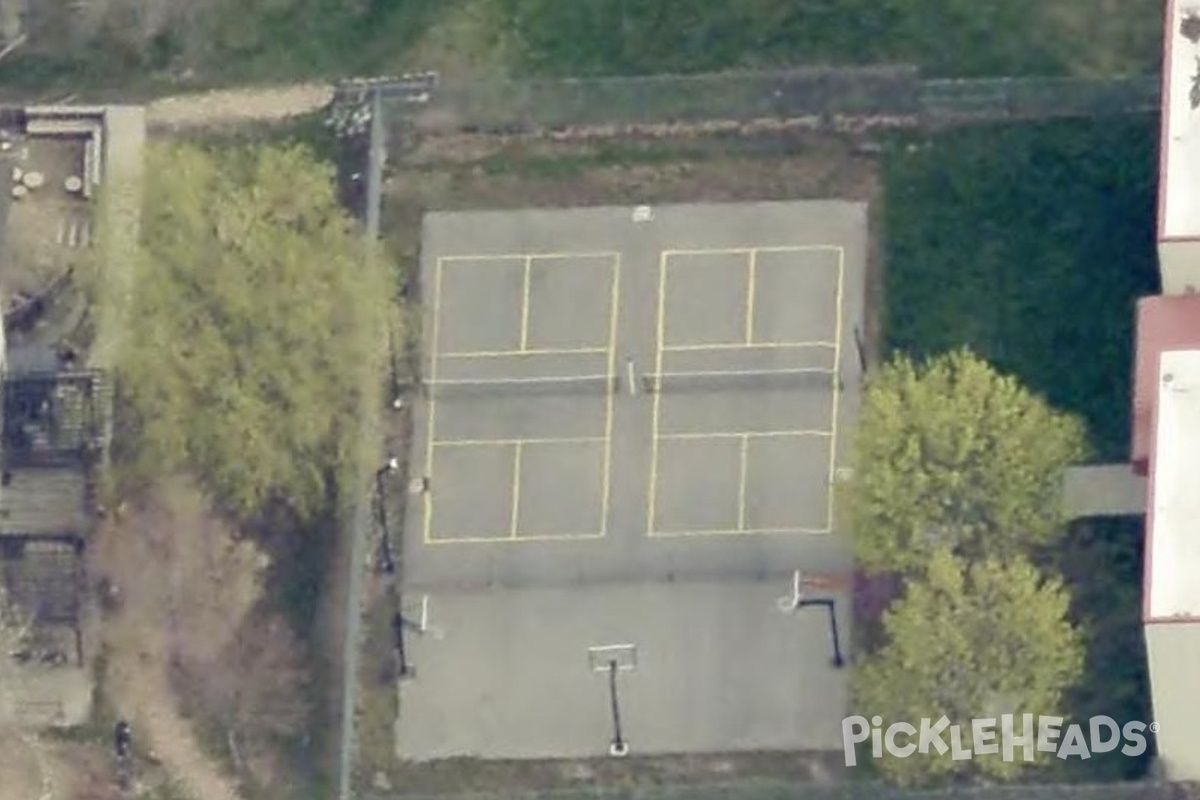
left=403, top=202, right=866, bottom=590
left=394, top=202, right=866, bottom=761
left=395, top=579, right=851, bottom=760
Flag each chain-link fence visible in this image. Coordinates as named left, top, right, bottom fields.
left=400, top=69, right=1159, bottom=134
left=921, top=75, right=1160, bottom=123
left=359, top=779, right=1198, bottom=800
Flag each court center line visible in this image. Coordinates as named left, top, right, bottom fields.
left=423, top=258, right=447, bottom=545
left=510, top=441, right=524, bottom=538
left=600, top=254, right=621, bottom=537
left=519, top=256, right=533, bottom=351
left=826, top=247, right=846, bottom=533
left=745, top=248, right=758, bottom=344
left=737, top=433, right=750, bottom=531
left=646, top=251, right=669, bottom=534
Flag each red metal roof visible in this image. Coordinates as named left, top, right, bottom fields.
left=1132, top=294, right=1200, bottom=475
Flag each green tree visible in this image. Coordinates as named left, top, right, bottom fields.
left=116, top=142, right=389, bottom=524
left=853, top=549, right=1085, bottom=786
left=844, top=348, right=1087, bottom=575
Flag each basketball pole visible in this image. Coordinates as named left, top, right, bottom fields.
left=796, top=597, right=845, bottom=669
left=607, top=659, right=629, bottom=757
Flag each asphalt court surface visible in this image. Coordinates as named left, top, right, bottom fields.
left=405, top=202, right=866, bottom=589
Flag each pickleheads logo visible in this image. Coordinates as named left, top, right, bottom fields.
left=842, top=715, right=1159, bottom=766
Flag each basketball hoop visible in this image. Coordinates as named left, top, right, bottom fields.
left=776, top=570, right=851, bottom=613
left=776, top=570, right=805, bottom=613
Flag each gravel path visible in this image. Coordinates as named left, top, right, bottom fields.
left=145, top=83, right=336, bottom=131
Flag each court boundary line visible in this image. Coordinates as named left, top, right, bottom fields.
left=661, top=245, right=841, bottom=257
left=422, top=255, right=447, bottom=545
left=646, top=251, right=669, bottom=534
left=649, top=525, right=832, bottom=538
left=432, top=436, right=607, bottom=448
left=662, top=341, right=835, bottom=353
left=647, top=245, right=844, bottom=539
left=426, top=530, right=608, bottom=545
left=437, top=347, right=610, bottom=359
left=600, top=255, right=621, bottom=536
left=432, top=251, right=621, bottom=357
left=661, top=246, right=841, bottom=350
left=656, top=430, right=832, bottom=441
left=825, top=247, right=845, bottom=533
left=422, top=252, right=621, bottom=546
left=648, top=431, right=834, bottom=538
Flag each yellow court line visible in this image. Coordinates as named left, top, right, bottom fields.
left=432, top=436, right=607, bottom=448
left=744, top=249, right=758, bottom=344
left=426, top=531, right=607, bottom=545
left=510, top=441, right=523, bottom=538
left=661, top=245, right=841, bottom=258
left=656, top=429, right=833, bottom=441
left=737, top=434, right=750, bottom=531
left=646, top=251, right=669, bottom=534
left=519, top=256, right=533, bottom=350
left=437, top=251, right=622, bottom=262
left=600, top=255, right=621, bottom=536
left=437, top=346, right=611, bottom=359
left=648, top=526, right=832, bottom=538
left=423, top=257, right=447, bottom=545
left=826, top=248, right=845, bottom=533
left=661, top=341, right=836, bottom=352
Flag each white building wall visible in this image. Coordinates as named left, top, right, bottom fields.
left=1145, top=622, right=1200, bottom=779
left=1157, top=240, right=1200, bottom=295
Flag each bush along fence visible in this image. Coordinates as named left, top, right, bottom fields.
left=387, top=67, right=1159, bottom=136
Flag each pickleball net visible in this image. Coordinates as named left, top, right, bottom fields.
left=420, top=374, right=620, bottom=398
left=640, top=368, right=839, bottom=394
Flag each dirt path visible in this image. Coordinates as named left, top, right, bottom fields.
left=106, top=659, right=243, bottom=800
left=145, top=83, right=335, bottom=131
left=92, top=481, right=262, bottom=800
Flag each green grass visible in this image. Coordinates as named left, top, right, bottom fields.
left=0, top=0, right=1161, bottom=96
left=882, top=116, right=1160, bottom=462
left=881, top=117, right=1159, bottom=782
left=497, top=0, right=1160, bottom=79
left=0, top=0, right=457, bottom=95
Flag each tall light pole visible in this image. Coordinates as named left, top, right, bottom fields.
left=330, top=72, right=438, bottom=253
left=332, top=72, right=437, bottom=800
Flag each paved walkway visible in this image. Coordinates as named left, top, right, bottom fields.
left=1062, top=464, right=1147, bottom=519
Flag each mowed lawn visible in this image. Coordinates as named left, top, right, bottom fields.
left=883, top=116, right=1161, bottom=462
left=881, top=116, right=1160, bottom=781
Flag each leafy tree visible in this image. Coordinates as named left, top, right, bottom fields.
left=844, top=348, right=1088, bottom=575
left=117, top=142, right=389, bottom=524
left=853, top=549, right=1085, bottom=786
